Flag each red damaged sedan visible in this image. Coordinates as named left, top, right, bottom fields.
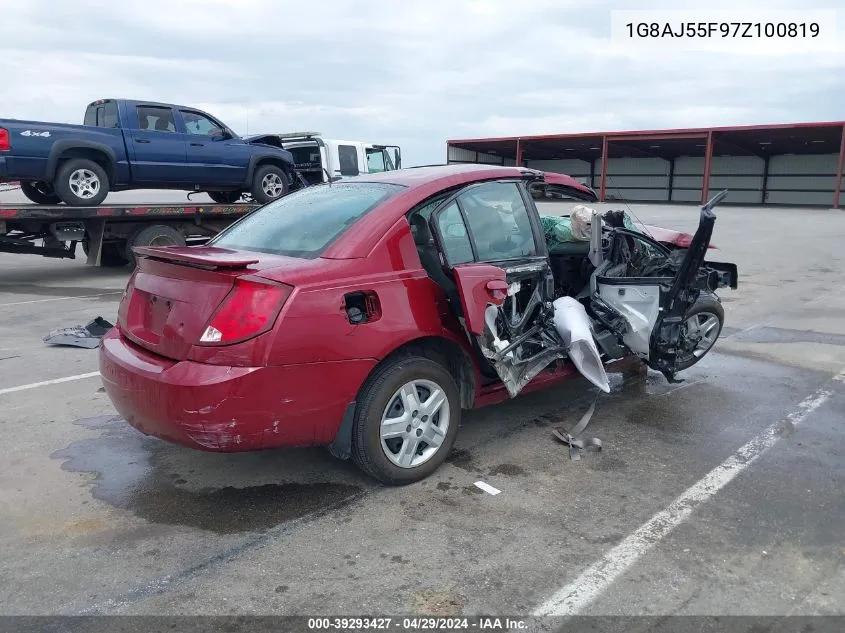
left=100, top=164, right=737, bottom=484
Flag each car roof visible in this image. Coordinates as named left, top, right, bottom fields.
left=351, top=163, right=529, bottom=187
left=322, top=164, right=594, bottom=260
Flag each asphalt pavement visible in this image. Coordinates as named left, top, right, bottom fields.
left=0, top=194, right=843, bottom=629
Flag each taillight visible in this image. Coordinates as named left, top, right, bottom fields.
left=117, top=270, right=138, bottom=327
left=199, top=276, right=292, bottom=345
left=0, top=128, right=10, bottom=151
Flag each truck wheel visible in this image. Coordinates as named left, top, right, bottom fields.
left=208, top=191, right=243, bottom=204
left=351, top=355, right=460, bottom=486
left=81, top=240, right=130, bottom=267
left=54, top=159, right=110, bottom=206
left=125, top=224, right=186, bottom=267
left=250, top=165, right=289, bottom=204
left=20, top=182, right=61, bottom=205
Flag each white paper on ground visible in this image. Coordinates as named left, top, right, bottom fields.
left=552, top=296, right=611, bottom=393
left=474, top=481, right=502, bottom=495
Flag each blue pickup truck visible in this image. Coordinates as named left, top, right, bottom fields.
left=0, top=99, right=304, bottom=206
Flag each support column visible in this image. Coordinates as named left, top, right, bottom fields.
left=761, top=154, right=770, bottom=205
left=667, top=157, right=675, bottom=202
left=833, top=124, right=845, bottom=210
left=589, top=157, right=596, bottom=191
left=701, top=131, right=714, bottom=204
left=515, top=138, right=523, bottom=167
left=599, top=135, right=609, bottom=202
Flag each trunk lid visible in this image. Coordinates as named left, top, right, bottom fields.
left=119, top=246, right=314, bottom=361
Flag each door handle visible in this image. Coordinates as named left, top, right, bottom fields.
left=189, top=142, right=204, bottom=147
left=135, top=138, right=151, bottom=144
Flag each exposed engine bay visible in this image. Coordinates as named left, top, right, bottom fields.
left=473, top=193, right=738, bottom=397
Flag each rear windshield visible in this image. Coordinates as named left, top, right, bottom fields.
left=211, top=182, right=405, bottom=258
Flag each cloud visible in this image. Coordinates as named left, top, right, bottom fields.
left=1, top=0, right=843, bottom=166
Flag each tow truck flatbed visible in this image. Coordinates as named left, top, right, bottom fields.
left=0, top=200, right=261, bottom=266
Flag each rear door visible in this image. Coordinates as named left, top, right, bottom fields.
left=428, top=180, right=559, bottom=395
left=126, top=105, right=189, bottom=183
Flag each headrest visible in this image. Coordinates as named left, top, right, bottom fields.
left=410, top=215, right=432, bottom=246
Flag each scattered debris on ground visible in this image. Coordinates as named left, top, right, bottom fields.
left=552, top=394, right=602, bottom=460
left=43, top=317, right=114, bottom=349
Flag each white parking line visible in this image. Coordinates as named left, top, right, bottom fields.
left=0, top=372, right=101, bottom=396
left=474, top=481, right=502, bottom=496
left=0, top=291, right=123, bottom=308
left=533, top=367, right=844, bottom=617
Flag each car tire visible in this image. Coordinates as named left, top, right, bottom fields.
left=351, top=355, right=461, bottom=486
left=674, top=293, right=725, bottom=371
left=54, top=159, right=110, bottom=206
left=20, top=181, right=62, bottom=205
left=208, top=191, right=243, bottom=204
left=250, top=164, right=289, bottom=204
left=125, top=224, right=186, bottom=268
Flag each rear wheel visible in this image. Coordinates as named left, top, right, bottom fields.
left=674, top=293, right=725, bottom=371
left=20, top=181, right=61, bottom=205
left=125, top=224, right=186, bottom=268
left=207, top=191, right=243, bottom=204
left=250, top=164, right=289, bottom=204
left=54, top=159, right=110, bottom=206
left=351, top=355, right=460, bottom=485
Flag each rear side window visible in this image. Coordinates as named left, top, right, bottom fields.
left=211, top=183, right=405, bottom=258
left=338, top=145, right=360, bottom=176
left=136, top=106, right=176, bottom=133
left=459, top=182, right=537, bottom=261
left=84, top=102, right=120, bottom=128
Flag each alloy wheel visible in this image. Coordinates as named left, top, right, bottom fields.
left=379, top=379, right=450, bottom=469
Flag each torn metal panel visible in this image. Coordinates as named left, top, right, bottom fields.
left=43, top=317, right=114, bottom=349
left=551, top=297, right=610, bottom=393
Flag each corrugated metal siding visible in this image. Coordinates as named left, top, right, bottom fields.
left=525, top=159, right=591, bottom=176
left=769, top=154, right=838, bottom=174
left=604, top=157, right=670, bottom=202
left=446, top=146, right=505, bottom=165
left=447, top=146, right=477, bottom=162
left=711, top=155, right=765, bottom=175
left=767, top=175, right=836, bottom=190
left=675, top=157, right=704, bottom=174
left=672, top=188, right=702, bottom=202
left=766, top=190, right=838, bottom=205
left=605, top=188, right=670, bottom=202
left=671, top=156, right=704, bottom=203
left=607, top=157, right=670, bottom=175
left=449, top=140, right=842, bottom=206
left=721, top=189, right=762, bottom=204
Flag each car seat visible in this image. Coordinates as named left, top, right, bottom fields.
left=410, top=215, right=462, bottom=315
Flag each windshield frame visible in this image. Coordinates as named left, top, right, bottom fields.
left=207, top=181, right=406, bottom=259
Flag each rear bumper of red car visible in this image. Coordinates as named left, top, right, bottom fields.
left=98, top=328, right=376, bottom=452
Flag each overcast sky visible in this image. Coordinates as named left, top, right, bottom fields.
left=2, top=0, right=843, bottom=166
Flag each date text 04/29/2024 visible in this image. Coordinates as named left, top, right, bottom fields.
left=306, top=617, right=528, bottom=630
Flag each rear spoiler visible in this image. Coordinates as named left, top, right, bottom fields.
left=133, top=246, right=258, bottom=269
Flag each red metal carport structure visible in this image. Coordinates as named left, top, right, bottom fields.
left=447, top=121, right=845, bottom=208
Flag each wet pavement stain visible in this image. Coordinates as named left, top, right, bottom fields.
left=488, top=463, right=526, bottom=477
left=445, top=448, right=482, bottom=473
left=50, top=415, right=362, bottom=535
left=732, top=325, right=845, bottom=347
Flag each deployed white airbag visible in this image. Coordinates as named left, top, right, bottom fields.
left=552, top=297, right=610, bottom=393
